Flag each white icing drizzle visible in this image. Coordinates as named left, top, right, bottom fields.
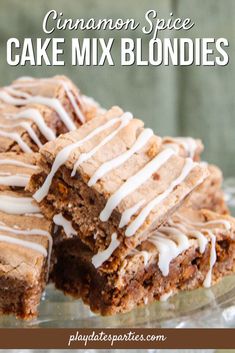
left=125, top=158, right=197, bottom=237
left=12, top=77, right=86, bottom=124
left=177, top=215, right=231, bottom=231
left=0, top=159, right=38, bottom=170
left=0, top=195, right=40, bottom=214
left=203, top=231, right=217, bottom=288
left=34, top=113, right=132, bottom=202
left=53, top=213, right=77, bottom=238
left=129, top=247, right=152, bottom=266
left=0, top=88, right=76, bottom=131
left=160, top=290, right=173, bottom=302
left=91, top=232, right=120, bottom=268
left=119, top=199, right=146, bottom=228
left=200, top=161, right=208, bottom=167
left=0, top=222, right=49, bottom=236
left=0, top=234, right=47, bottom=257
left=71, top=112, right=133, bottom=176
left=140, top=250, right=152, bottom=266
left=162, top=143, right=180, bottom=155
left=81, top=94, right=106, bottom=114
left=168, top=220, right=208, bottom=253
left=88, top=128, right=154, bottom=186
left=148, top=229, right=190, bottom=276
left=15, top=76, right=34, bottom=81
left=142, top=213, right=222, bottom=287
left=61, top=81, right=85, bottom=124
left=202, top=220, right=231, bottom=231
left=100, top=148, right=175, bottom=223
left=0, top=174, right=30, bottom=187
left=6, top=108, right=56, bottom=141
left=0, top=221, right=52, bottom=276
left=143, top=297, right=149, bottom=305
left=25, top=213, right=43, bottom=218
left=170, top=212, right=231, bottom=288
left=0, top=130, right=33, bottom=153
left=5, top=87, right=30, bottom=99
left=0, top=121, right=42, bottom=148
left=166, top=137, right=197, bottom=159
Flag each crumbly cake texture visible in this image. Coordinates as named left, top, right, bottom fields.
left=187, top=164, right=229, bottom=215
left=51, top=207, right=235, bottom=315
left=28, top=106, right=209, bottom=271
left=0, top=76, right=104, bottom=153
left=162, top=136, right=204, bottom=161
left=0, top=193, right=52, bottom=319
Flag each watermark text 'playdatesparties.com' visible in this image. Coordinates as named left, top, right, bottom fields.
left=6, top=9, right=229, bottom=67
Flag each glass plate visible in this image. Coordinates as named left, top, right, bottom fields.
left=0, top=179, right=235, bottom=328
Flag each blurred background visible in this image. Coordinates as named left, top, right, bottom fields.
left=0, top=0, right=234, bottom=177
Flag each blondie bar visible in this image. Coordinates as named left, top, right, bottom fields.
left=28, top=107, right=208, bottom=270
left=51, top=207, right=235, bottom=315
left=0, top=151, right=52, bottom=319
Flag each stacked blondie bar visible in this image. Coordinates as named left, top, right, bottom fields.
left=0, top=76, right=103, bottom=318
left=0, top=76, right=234, bottom=319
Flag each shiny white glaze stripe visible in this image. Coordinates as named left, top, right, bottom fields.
left=0, top=159, right=38, bottom=170
left=129, top=248, right=152, bottom=267
left=203, top=231, right=217, bottom=288
left=125, top=158, right=197, bottom=237
left=100, top=148, right=175, bottom=222
left=0, top=234, right=47, bottom=257
left=0, top=222, right=52, bottom=276
left=149, top=233, right=178, bottom=276
left=140, top=250, right=152, bottom=266
left=0, top=195, right=40, bottom=214
left=88, top=128, right=154, bottom=186
left=61, top=82, right=85, bottom=124
left=53, top=213, right=77, bottom=238
left=119, top=199, right=146, bottom=228
left=160, top=291, right=173, bottom=302
left=149, top=230, right=190, bottom=276
left=6, top=108, right=56, bottom=141
left=34, top=113, right=132, bottom=202
left=91, top=233, right=120, bottom=268
left=162, top=143, right=180, bottom=155
left=25, top=213, right=44, bottom=218
left=0, top=130, right=32, bottom=153
left=0, top=174, right=30, bottom=187
left=168, top=220, right=208, bottom=253
left=0, top=89, right=76, bottom=131
left=171, top=137, right=197, bottom=159
left=71, top=112, right=133, bottom=176
left=0, top=122, right=42, bottom=148
left=14, top=76, right=34, bottom=82
left=12, top=77, right=85, bottom=124
left=5, top=87, right=30, bottom=98
left=0, top=223, right=50, bottom=237
left=177, top=214, right=231, bottom=231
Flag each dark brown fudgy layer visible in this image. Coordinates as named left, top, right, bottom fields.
left=51, top=232, right=235, bottom=316
left=0, top=259, right=47, bottom=319
left=30, top=166, right=190, bottom=272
